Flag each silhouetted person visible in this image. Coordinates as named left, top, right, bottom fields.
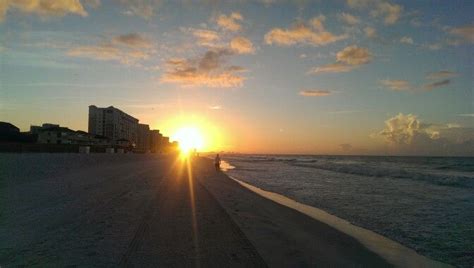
left=214, top=154, right=221, bottom=171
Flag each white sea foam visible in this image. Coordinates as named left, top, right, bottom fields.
left=224, top=155, right=474, bottom=267
left=230, top=176, right=447, bottom=267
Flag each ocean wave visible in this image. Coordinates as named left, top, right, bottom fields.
left=290, top=162, right=474, bottom=188
left=225, top=155, right=474, bottom=187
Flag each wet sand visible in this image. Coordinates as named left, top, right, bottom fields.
left=1, top=154, right=394, bottom=266
left=194, top=158, right=390, bottom=267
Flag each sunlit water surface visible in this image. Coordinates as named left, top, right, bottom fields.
left=223, top=155, right=474, bottom=267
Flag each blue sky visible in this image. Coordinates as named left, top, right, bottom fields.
left=0, top=0, right=473, bottom=155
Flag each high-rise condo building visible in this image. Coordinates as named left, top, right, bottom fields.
left=88, top=105, right=139, bottom=145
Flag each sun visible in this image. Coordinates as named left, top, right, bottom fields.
left=171, top=126, right=204, bottom=154
left=157, top=114, right=227, bottom=153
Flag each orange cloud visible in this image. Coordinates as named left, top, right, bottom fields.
left=216, top=12, right=243, bottom=32
left=364, top=26, right=376, bottom=38
left=119, top=0, right=162, bottom=19
left=299, top=90, right=331, bottom=96
left=230, top=36, right=255, bottom=54
left=338, top=12, right=360, bottom=25
left=336, top=45, right=372, bottom=65
left=310, top=45, right=372, bottom=74
left=449, top=25, right=474, bottom=43
left=264, top=16, right=347, bottom=46
left=0, top=0, right=88, bottom=21
left=347, top=0, right=402, bottom=25
left=67, top=33, right=153, bottom=64
left=380, top=79, right=412, bottom=91
left=161, top=49, right=245, bottom=88
left=426, top=70, right=459, bottom=80
left=191, top=29, right=221, bottom=47
left=113, top=33, right=152, bottom=48
left=309, top=63, right=356, bottom=74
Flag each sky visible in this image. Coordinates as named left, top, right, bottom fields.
left=0, top=0, right=473, bottom=155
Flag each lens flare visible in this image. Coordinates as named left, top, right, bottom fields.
left=171, top=126, right=204, bottom=153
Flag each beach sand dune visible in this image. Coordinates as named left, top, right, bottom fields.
left=1, top=154, right=388, bottom=266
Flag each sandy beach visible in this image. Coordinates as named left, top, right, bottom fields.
left=0, top=154, right=425, bottom=266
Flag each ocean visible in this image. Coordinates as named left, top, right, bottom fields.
left=222, top=155, right=474, bottom=267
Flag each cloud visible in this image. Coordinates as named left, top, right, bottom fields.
left=364, top=27, right=376, bottom=38
left=309, top=63, right=356, bottom=74
left=68, top=44, right=122, bottom=61
left=83, top=0, right=100, bottom=8
left=264, top=16, right=347, bottom=46
left=339, top=143, right=353, bottom=152
left=191, top=29, right=221, bottom=47
left=338, top=12, right=360, bottom=25
left=113, top=33, right=152, bottom=48
left=426, top=70, right=459, bottom=80
left=380, top=79, right=412, bottom=91
left=347, top=0, right=402, bottom=25
left=216, top=12, right=243, bottom=32
left=119, top=0, right=162, bottom=19
left=336, top=45, right=372, bottom=65
left=208, top=105, right=222, bottom=110
left=371, top=2, right=402, bottom=25
left=458, top=114, right=474, bottom=117
left=379, top=113, right=428, bottom=144
left=0, top=0, right=88, bottom=21
left=346, top=0, right=371, bottom=8
left=400, top=36, right=414, bottom=45
left=67, top=33, right=153, bottom=65
left=382, top=71, right=455, bottom=92
left=299, top=90, right=331, bottom=97
left=310, top=45, right=372, bottom=74
left=449, top=25, right=474, bottom=43
left=161, top=49, right=245, bottom=88
left=423, top=43, right=442, bottom=50
left=379, top=113, right=474, bottom=156
left=230, top=36, right=255, bottom=54
left=422, top=79, right=451, bottom=91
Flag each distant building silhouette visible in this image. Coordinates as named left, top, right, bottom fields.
left=137, top=123, right=151, bottom=152
left=0, top=122, right=36, bottom=143
left=149, top=129, right=163, bottom=153
left=0, top=105, right=178, bottom=153
left=30, top=123, right=60, bottom=134
left=0, top=122, right=20, bottom=133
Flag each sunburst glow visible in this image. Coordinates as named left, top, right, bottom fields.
left=159, top=114, right=227, bottom=153
left=172, top=126, right=204, bottom=153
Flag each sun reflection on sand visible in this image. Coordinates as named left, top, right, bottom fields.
left=172, top=154, right=200, bottom=266
left=185, top=157, right=200, bottom=266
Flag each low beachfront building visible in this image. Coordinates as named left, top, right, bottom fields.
left=36, top=126, right=77, bottom=145
left=35, top=124, right=112, bottom=146
left=30, top=123, right=60, bottom=134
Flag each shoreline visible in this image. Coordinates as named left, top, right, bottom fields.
left=196, top=158, right=391, bottom=267
left=227, top=175, right=448, bottom=267
left=0, top=154, right=451, bottom=266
